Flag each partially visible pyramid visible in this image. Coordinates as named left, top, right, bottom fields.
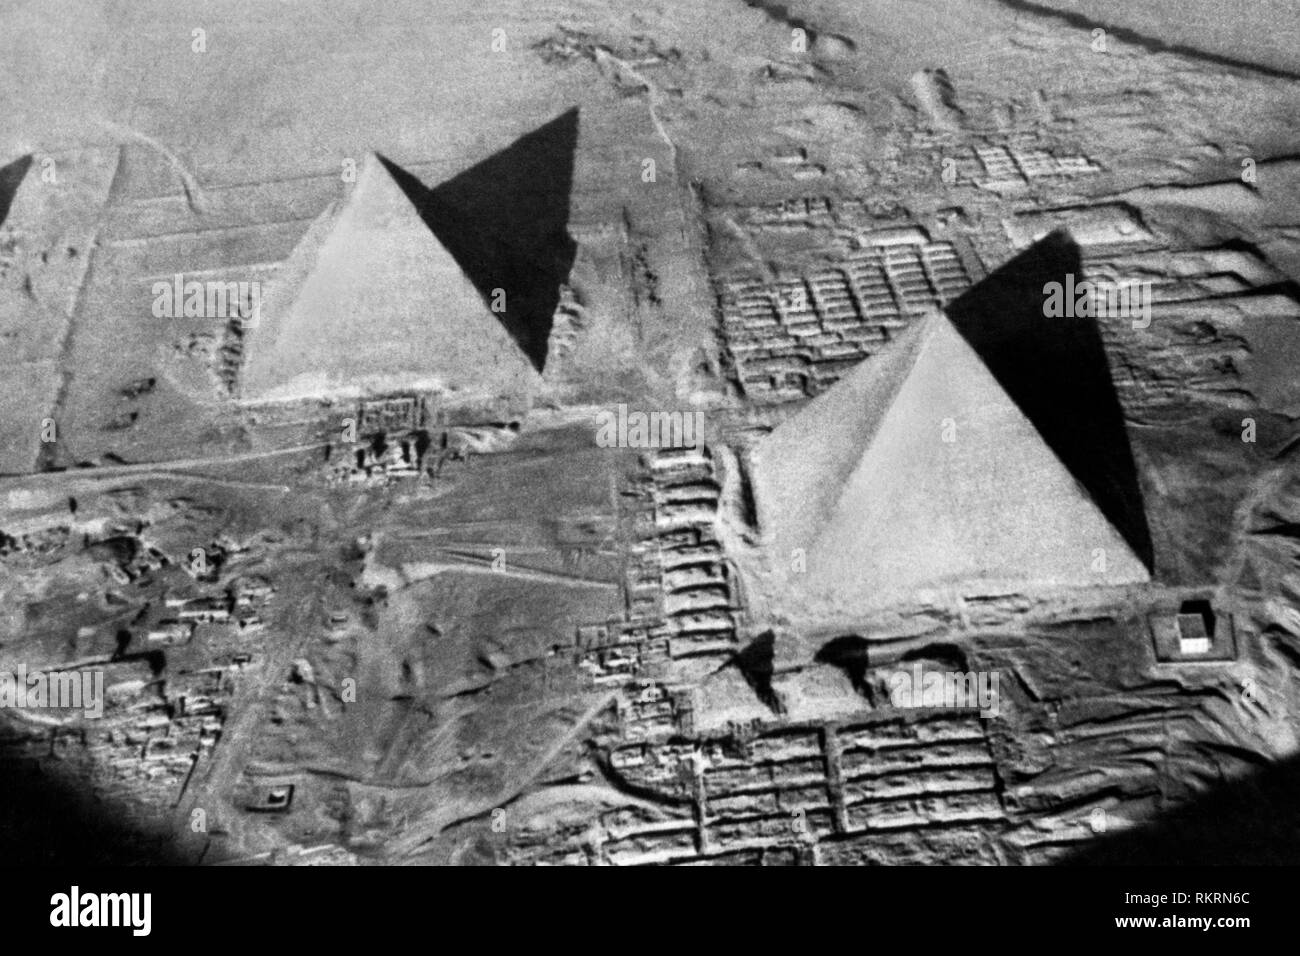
left=752, top=310, right=1149, bottom=615
left=240, top=153, right=539, bottom=403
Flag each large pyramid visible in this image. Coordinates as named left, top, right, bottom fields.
left=752, top=310, right=1149, bottom=615
left=240, top=153, right=540, bottom=403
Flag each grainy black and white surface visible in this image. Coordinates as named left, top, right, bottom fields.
left=1, top=0, right=1299, bottom=866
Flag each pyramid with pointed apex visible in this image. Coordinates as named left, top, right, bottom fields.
left=240, top=153, right=539, bottom=403
left=752, top=310, right=1149, bottom=615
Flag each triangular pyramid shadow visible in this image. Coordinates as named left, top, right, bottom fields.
left=378, top=108, right=580, bottom=373
left=240, top=152, right=539, bottom=403
left=946, top=230, right=1153, bottom=571
left=813, top=635, right=873, bottom=695
left=0, top=154, right=33, bottom=229
left=733, top=630, right=783, bottom=713
left=752, top=297, right=1150, bottom=614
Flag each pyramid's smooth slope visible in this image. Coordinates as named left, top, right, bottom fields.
left=240, top=153, right=539, bottom=403
left=753, top=311, right=1149, bottom=612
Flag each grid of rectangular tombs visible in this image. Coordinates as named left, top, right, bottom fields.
left=717, top=235, right=974, bottom=402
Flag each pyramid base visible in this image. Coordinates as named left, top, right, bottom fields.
left=771, top=564, right=1152, bottom=633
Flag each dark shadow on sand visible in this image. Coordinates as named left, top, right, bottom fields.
left=379, top=109, right=579, bottom=373
left=947, top=230, right=1154, bottom=572
left=1063, top=749, right=1300, bottom=864
left=0, top=738, right=194, bottom=865
left=0, top=154, right=33, bottom=229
